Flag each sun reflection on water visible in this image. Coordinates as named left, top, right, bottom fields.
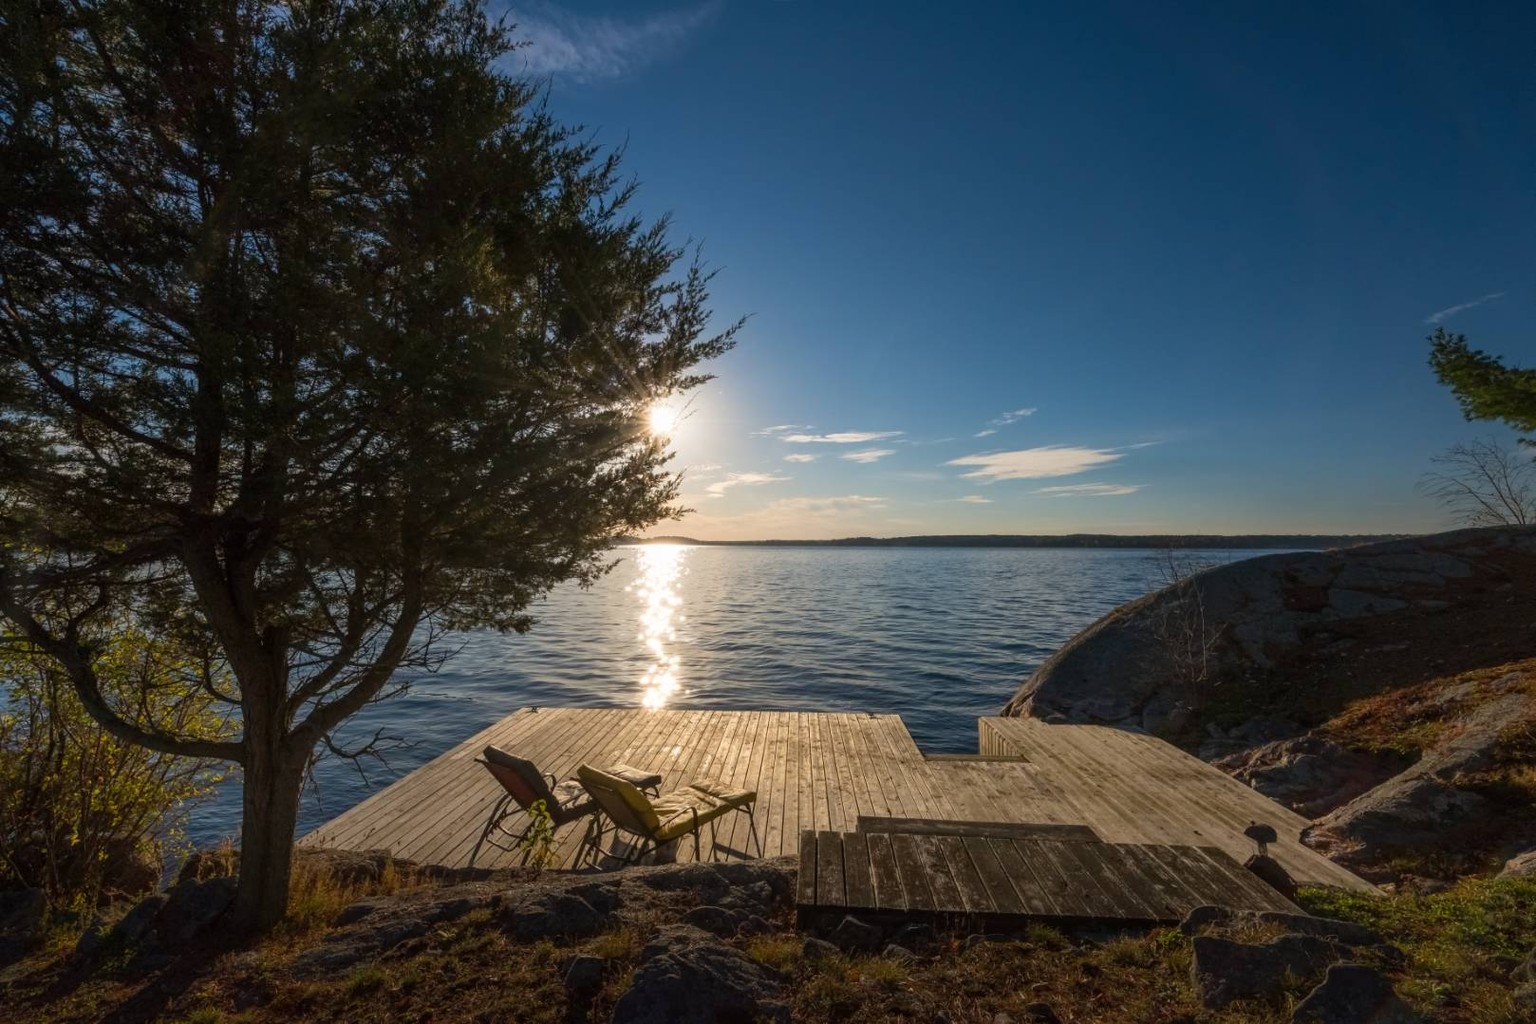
left=629, top=544, right=687, bottom=708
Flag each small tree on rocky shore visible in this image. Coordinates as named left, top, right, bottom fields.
left=1420, top=438, right=1535, bottom=527
left=0, top=0, right=735, bottom=933
left=1146, top=551, right=1226, bottom=723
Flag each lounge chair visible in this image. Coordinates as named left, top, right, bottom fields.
left=471, top=746, right=661, bottom=865
left=576, top=764, right=758, bottom=865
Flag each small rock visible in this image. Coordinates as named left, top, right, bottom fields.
left=830, top=914, right=882, bottom=953
left=1290, top=963, right=1422, bottom=1023
left=1021, top=1004, right=1062, bottom=1024
left=1396, top=875, right=1453, bottom=896
left=108, top=895, right=167, bottom=947
left=564, top=954, right=606, bottom=998
left=566, top=881, right=623, bottom=914
left=1191, top=933, right=1339, bottom=1008
left=993, top=1014, right=1017, bottom=1024
left=801, top=936, right=840, bottom=961
left=1179, top=904, right=1230, bottom=935
left=611, top=942, right=790, bottom=1024
left=738, top=914, right=772, bottom=936
left=504, top=892, right=608, bottom=942
left=882, top=943, right=917, bottom=964
left=681, top=905, right=740, bottom=937
left=639, top=924, right=715, bottom=962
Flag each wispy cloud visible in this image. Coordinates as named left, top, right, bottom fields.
left=947, top=445, right=1123, bottom=482
left=754, top=424, right=811, bottom=437
left=783, top=453, right=819, bottom=463
left=506, top=2, right=719, bottom=82
left=990, top=407, right=1037, bottom=426
left=973, top=428, right=997, bottom=438
left=1425, top=291, right=1505, bottom=325
left=705, top=471, right=789, bottom=497
left=956, top=495, right=992, bottom=504
left=1035, top=483, right=1145, bottom=498
left=841, top=448, right=896, bottom=464
left=783, top=430, right=903, bottom=444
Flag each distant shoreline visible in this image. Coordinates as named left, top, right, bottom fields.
left=619, top=533, right=1411, bottom=550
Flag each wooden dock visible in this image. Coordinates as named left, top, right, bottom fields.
left=796, top=829, right=1301, bottom=927
left=299, top=707, right=1372, bottom=893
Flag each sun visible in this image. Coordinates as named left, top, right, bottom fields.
left=647, top=400, right=681, bottom=436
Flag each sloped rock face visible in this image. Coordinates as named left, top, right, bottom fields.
left=1304, top=691, right=1535, bottom=876
left=1001, top=526, right=1536, bottom=735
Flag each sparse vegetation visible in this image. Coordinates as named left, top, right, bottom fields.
left=7, top=859, right=1532, bottom=1024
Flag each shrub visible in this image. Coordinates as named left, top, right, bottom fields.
left=0, top=625, right=229, bottom=914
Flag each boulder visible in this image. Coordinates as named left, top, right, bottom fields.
left=1499, top=847, right=1536, bottom=879
left=502, top=891, right=609, bottom=942
left=1002, top=527, right=1536, bottom=732
left=1190, top=933, right=1340, bottom=1008
left=1290, top=963, right=1421, bottom=1023
left=611, top=942, right=790, bottom=1024
left=564, top=953, right=607, bottom=999
left=830, top=913, right=883, bottom=952
left=152, top=876, right=236, bottom=947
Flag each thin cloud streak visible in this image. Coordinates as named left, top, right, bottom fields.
left=947, top=445, right=1123, bottom=481
left=782, top=430, right=903, bottom=444
left=704, top=471, right=790, bottom=497
left=956, top=495, right=992, bottom=504
left=783, top=453, right=818, bottom=463
left=1425, top=291, right=1504, bottom=325
left=841, top=448, right=896, bottom=463
left=974, top=428, right=997, bottom=438
left=1035, top=483, right=1144, bottom=497
left=505, top=2, right=719, bottom=82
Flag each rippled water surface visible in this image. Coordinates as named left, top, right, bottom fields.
left=192, top=545, right=1269, bottom=846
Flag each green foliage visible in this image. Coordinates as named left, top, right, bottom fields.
left=1300, top=877, right=1536, bottom=1006
left=0, top=0, right=734, bottom=931
left=516, top=799, right=558, bottom=870
left=0, top=626, right=227, bottom=914
left=1429, top=327, right=1536, bottom=439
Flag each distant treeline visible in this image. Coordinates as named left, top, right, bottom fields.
left=618, top=533, right=1409, bottom=550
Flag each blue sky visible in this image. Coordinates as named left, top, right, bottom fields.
left=503, top=2, right=1535, bottom=540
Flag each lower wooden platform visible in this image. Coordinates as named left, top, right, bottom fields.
left=796, top=828, right=1301, bottom=927
left=299, top=707, right=1373, bottom=893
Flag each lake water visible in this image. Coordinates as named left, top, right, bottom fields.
left=191, top=545, right=1272, bottom=848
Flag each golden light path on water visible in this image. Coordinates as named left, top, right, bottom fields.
left=629, top=544, right=687, bottom=708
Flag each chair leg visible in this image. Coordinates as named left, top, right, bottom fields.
left=747, top=804, right=762, bottom=856
left=469, top=793, right=515, bottom=868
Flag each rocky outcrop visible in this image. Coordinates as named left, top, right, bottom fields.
left=1002, top=526, right=1536, bottom=736
left=292, top=856, right=795, bottom=977
left=1219, top=736, right=1412, bottom=818
left=1181, top=904, right=1419, bottom=1019
left=1304, top=691, right=1535, bottom=876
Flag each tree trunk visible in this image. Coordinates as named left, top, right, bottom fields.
left=230, top=742, right=306, bottom=934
